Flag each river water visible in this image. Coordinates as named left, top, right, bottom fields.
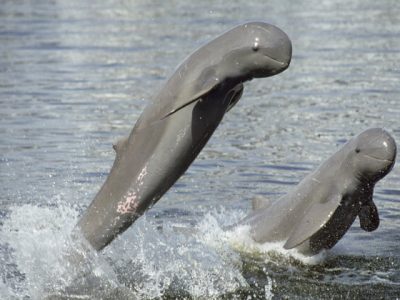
left=1, top=0, right=400, bottom=299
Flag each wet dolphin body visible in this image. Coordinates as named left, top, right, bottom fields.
left=237, top=128, right=396, bottom=255
left=76, top=22, right=292, bottom=251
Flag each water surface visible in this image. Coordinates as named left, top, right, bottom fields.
left=1, top=0, right=400, bottom=299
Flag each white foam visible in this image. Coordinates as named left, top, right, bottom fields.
left=105, top=212, right=248, bottom=299
left=0, top=203, right=327, bottom=299
left=227, top=224, right=327, bottom=266
left=264, top=275, right=275, bottom=300
left=0, top=203, right=250, bottom=299
left=0, top=204, right=121, bottom=299
left=197, top=207, right=327, bottom=266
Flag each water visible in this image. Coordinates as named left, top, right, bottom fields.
left=1, top=0, right=400, bottom=299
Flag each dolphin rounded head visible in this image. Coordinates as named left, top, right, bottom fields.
left=349, top=128, right=397, bottom=182
left=218, top=21, right=292, bottom=81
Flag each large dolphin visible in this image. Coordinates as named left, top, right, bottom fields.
left=236, top=128, right=396, bottom=255
left=76, top=22, right=292, bottom=251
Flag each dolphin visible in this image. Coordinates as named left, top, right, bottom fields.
left=236, top=128, right=396, bottom=255
left=76, top=22, right=292, bottom=251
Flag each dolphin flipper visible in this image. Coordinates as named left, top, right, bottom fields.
left=359, top=200, right=379, bottom=232
left=284, top=193, right=342, bottom=249
left=160, top=66, right=221, bottom=119
left=225, top=84, right=244, bottom=112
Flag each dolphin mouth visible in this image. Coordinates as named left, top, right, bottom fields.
left=262, top=54, right=291, bottom=75
left=266, top=54, right=290, bottom=68
left=363, top=154, right=394, bottom=163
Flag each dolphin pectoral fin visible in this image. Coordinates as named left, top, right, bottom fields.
left=161, top=96, right=203, bottom=119
left=359, top=200, right=379, bottom=232
left=284, top=194, right=342, bottom=250
left=225, top=84, right=244, bottom=112
left=161, top=67, right=220, bottom=119
left=252, top=196, right=274, bottom=210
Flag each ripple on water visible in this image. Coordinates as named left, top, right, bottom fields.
left=1, top=0, right=400, bottom=299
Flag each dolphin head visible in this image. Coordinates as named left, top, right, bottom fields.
left=220, top=22, right=292, bottom=81
left=350, top=128, right=396, bottom=182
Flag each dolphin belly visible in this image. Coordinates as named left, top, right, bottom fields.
left=77, top=88, right=231, bottom=250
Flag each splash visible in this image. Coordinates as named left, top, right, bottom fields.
left=197, top=207, right=328, bottom=266
left=105, top=212, right=248, bottom=299
left=0, top=203, right=250, bottom=299
left=227, top=224, right=328, bottom=266
left=0, top=204, right=122, bottom=299
left=0, top=201, right=333, bottom=299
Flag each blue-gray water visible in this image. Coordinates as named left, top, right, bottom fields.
left=1, top=0, right=400, bottom=299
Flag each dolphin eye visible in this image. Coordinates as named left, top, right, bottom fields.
left=252, top=43, right=259, bottom=51
left=355, top=148, right=361, bottom=153
left=252, top=37, right=260, bottom=51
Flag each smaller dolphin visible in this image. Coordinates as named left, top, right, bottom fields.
left=237, top=128, right=396, bottom=255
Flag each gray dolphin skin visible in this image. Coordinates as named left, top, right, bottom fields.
left=76, top=22, right=292, bottom=251
left=237, top=128, right=396, bottom=255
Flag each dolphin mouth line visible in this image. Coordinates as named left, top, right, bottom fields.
left=265, top=55, right=289, bottom=67
left=363, top=154, right=394, bottom=163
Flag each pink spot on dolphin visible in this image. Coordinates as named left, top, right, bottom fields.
left=117, top=191, right=139, bottom=214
